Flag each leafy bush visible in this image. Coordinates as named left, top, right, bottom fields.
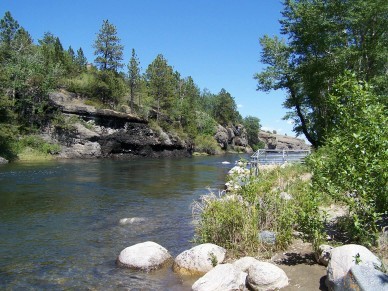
left=308, top=73, right=387, bottom=246
left=16, top=135, right=60, bottom=156
left=194, top=134, right=221, bottom=155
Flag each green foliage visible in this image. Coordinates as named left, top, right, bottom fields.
left=194, top=164, right=325, bottom=255
left=93, top=19, right=123, bottom=72
left=16, top=135, right=60, bottom=155
left=243, top=116, right=261, bottom=149
left=255, top=0, right=388, bottom=147
left=146, top=54, right=176, bottom=117
left=193, top=191, right=260, bottom=255
left=194, top=134, right=221, bottom=155
left=212, top=89, right=239, bottom=126
left=195, top=111, right=217, bottom=136
left=127, top=48, right=141, bottom=112
left=308, top=73, right=387, bottom=246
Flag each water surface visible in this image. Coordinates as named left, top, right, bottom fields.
left=0, top=155, right=245, bottom=290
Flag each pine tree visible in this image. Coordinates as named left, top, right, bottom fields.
left=127, top=48, right=140, bottom=112
left=93, top=19, right=123, bottom=72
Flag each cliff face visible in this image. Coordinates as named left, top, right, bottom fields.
left=47, top=91, right=190, bottom=159
left=258, top=131, right=310, bottom=150
left=214, top=124, right=253, bottom=153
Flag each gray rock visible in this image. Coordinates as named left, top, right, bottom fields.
left=316, top=244, right=333, bottom=266
left=259, top=231, right=276, bottom=245
left=0, top=157, right=9, bottom=164
left=327, top=244, right=382, bottom=291
left=258, top=131, right=310, bottom=150
left=247, top=261, right=289, bottom=290
left=172, top=243, right=226, bottom=275
left=214, top=125, right=229, bottom=149
left=117, top=241, right=172, bottom=271
left=192, top=263, right=247, bottom=291
left=59, top=141, right=101, bottom=158
left=279, top=192, right=293, bottom=201
left=343, top=264, right=388, bottom=291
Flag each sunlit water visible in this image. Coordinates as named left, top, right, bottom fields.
left=0, top=155, right=246, bottom=290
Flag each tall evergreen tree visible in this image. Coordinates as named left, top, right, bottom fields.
left=93, top=19, right=123, bottom=72
left=145, top=54, right=175, bottom=119
left=127, top=48, right=140, bottom=112
left=0, top=11, right=19, bottom=46
left=212, top=88, right=238, bottom=126
left=75, top=47, right=87, bottom=70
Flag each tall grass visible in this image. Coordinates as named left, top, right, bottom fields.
left=193, top=164, right=326, bottom=257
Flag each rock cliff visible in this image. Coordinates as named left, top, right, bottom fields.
left=258, top=131, right=310, bottom=150
left=214, top=124, right=252, bottom=153
left=47, top=91, right=190, bottom=159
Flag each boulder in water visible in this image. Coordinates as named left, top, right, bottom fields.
left=119, top=217, right=146, bottom=225
left=117, top=241, right=172, bottom=271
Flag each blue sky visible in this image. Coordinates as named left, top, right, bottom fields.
left=0, top=0, right=297, bottom=136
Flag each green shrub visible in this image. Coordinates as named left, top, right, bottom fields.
left=16, top=135, right=60, bottom=155
left=308, top=73, right=387, bottom=246
left=194, top=134, right=221, bottom=155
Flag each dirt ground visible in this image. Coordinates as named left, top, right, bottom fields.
left=272, top=239, right=328, bottom=290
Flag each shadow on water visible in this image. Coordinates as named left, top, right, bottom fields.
left=0, top=154, right=246, bottom=290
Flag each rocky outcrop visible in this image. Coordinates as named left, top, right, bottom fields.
left=172, top=243, right=226, bottom=275
left=214, top=124, right=252, bottom=153
left=48, top=91, right=190, bottom=159
left=258, top=131, right=309, bottom=150
left=49, top=91, right=146, bottom=125
left=117, top=241, right=172, bottom=271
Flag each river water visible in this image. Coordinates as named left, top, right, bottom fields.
left=0, top=155, right=246, bottom=290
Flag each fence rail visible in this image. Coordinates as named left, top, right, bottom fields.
left=250, top=149, right=311, bottom=167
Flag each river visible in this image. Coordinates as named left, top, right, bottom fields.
left=0, top=154, right=246, bottom=290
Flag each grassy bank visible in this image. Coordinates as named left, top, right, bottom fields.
left=193, top=163, right=327, bottom=258
left=9, top=135, right=60, bottom=162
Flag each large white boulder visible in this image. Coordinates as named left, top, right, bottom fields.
left=117, top=241, right=172, bottom=271
left=247, top=261, right=289, bottom=290
left=327, top=244, right=382, bottom=290
left=233, top=256, right=259, bottom=272
left=172, top=243, right=226, bottom=275
left=192, top=263, right=247, bottom=291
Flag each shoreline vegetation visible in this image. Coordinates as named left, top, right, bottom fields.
left=193, top=160, right=387, bottom=271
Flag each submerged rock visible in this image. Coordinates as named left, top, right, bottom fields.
left=172, top=243, right=226, bottom=275
left=117, top=241, right=172, bottom=271
left=192, top=263, right=247, bottom=291
left=119, top=217, right=146, bottom=225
